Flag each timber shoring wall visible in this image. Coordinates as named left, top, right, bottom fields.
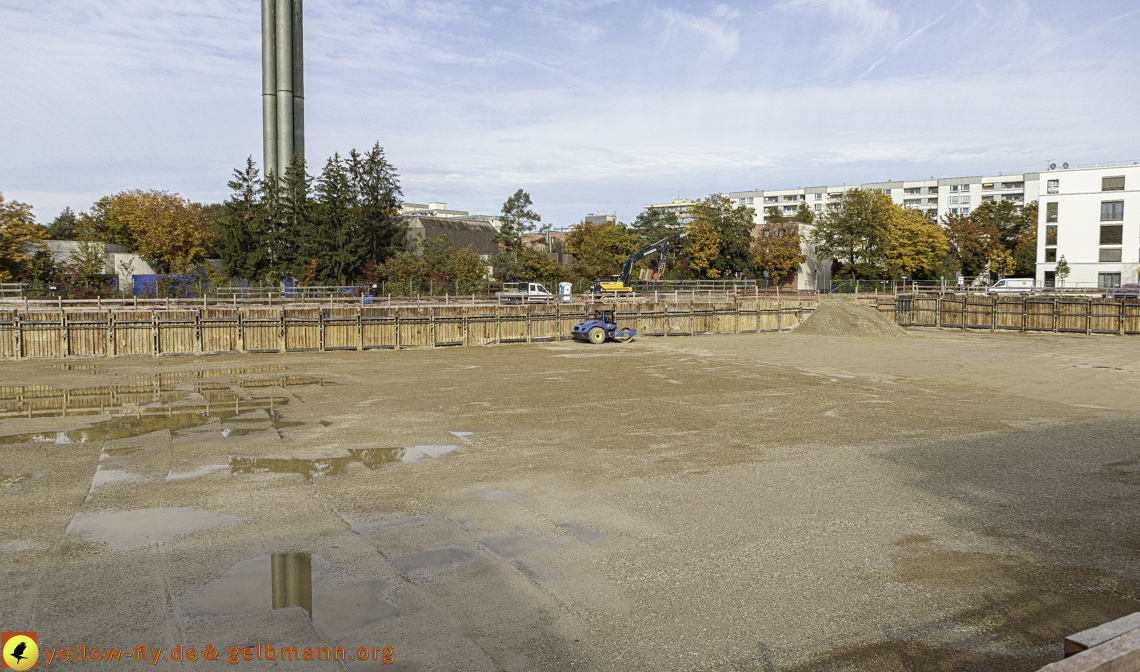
left=865, top=295, right=1140, bottom=336
left=0, top=300, right=814, bottom=360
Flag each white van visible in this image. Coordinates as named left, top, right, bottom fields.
left=986, top=278, right=1034, bottom=294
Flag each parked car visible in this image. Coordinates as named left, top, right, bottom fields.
left=986, top=278, right=1034, bottom=294
left=1102, top=283, right=1140, bottom=299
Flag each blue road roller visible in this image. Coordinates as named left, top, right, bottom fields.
left=572, top=309, right=637, bottom=344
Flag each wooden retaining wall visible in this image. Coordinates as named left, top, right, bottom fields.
left=0, top=300, right=814, bottom=360
left=865, top=295, right=1140, bottom=335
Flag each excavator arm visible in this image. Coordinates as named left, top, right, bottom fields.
left=618, top=238, right=670, bottom=285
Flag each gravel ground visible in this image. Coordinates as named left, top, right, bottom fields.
left=1, top=325, right=1138, bottom=671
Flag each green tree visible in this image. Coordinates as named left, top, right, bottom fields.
left=810, top=189, right=895, bottom=279
left=518, top=247, right=562, bottom=283
left=347, top=142, right=403, bottom=265
left=1055, top=255, right=1070, bottom=287
left=565, top=220, right=642, bottom=282
left=884, top=208, right=947, bottom=280
left=943, top=212, right=989, bottom=277
left=274, top=155, right=316, bottom=279
left=630, top=208, right=683, bottom=271
left=313, top=153, right=360, bottom=285
left=688, top=194, right=754, bottom=278
left=44, top=207, right=78, bottom=239
left=751, top=220, right=805, bottom=286
left=684, top=218, right=720, bottom=279
left=492, top=190, right=544, bottom=262
left=215, top=158, right=270, bottom=281
left=67, top=241, right=107, bottom=285
left=447, top=245, right=487, bottom=287
left=0, top=193, right=46, bottom=282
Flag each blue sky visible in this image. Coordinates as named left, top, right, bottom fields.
left=3, top=0, right=1139, bottom=226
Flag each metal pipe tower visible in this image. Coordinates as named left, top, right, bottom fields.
left=262, top=0, right=304, bottom=181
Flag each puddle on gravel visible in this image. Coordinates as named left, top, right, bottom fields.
left=43, top=364, right=105, bottom=373
left=66, top=507, right=241, bottom=551
left=0, top=366, right=320, bottom=421
left=390, top=547, right=480, bottom=582
left=479, top=530, right=567, bottom=582
left=556, top=522, right=606, bottom=544
left=229, top=445, right=462, bottom=480
left=0, top=395, right=294, bottom=445
left=1, top=472, right=31, bottom=488
left=175, top=553, right=399, bottom=640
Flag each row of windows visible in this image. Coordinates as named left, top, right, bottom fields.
left=1042, top=249, right=1124, bottom=262
left=1044, top=201, right=1124, bottom=223
left=1044, top=175, right=1126, bottom=196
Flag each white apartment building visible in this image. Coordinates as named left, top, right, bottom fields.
left=1035, top=164, right=1140, bottom=289
left=642, top=198, right=695, bottom=226
left=717, top=172, right=1041, bottom=290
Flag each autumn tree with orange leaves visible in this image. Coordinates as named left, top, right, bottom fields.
left=77, top=190, right=215, bottom=273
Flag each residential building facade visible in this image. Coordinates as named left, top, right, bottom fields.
left=717, top=172, right=1042, bottom=290
left=642, top=198, right=695, bottom=226
left=1034, top=164, right=1140, bottom=288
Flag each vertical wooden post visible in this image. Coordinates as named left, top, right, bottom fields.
left=195, top=309, right=203, bottom=355
left=526, top=305, right=532, bottom=343
left=237, top=310, right=246, bottom=353
left=61, top=310, right=70, bottom=358
left=319, top=309, right=325, bottom=351
left=14, top=313, right=22, bottom=360
left=689, top=301, right=694, bottom=335
left=1086, top=299, right=1092, bottom=335
left=463, top=311, right=470, bottom=346
left=430, top=308, right=436, bottom=348
left=394, top=308, right=400, bottom=350
left=990, top=296, right=996, bottom=332
left=152, top=310, right=159, bottom=357
left=357, top=307, right=363, bottom=351
left=108, top=312, right=116, bottom=358
left=1053, top=298, right=1059, bottom=333
left=496, top=308, right=501, bottom=345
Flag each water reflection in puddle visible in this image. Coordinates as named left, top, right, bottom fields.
left=0, top=365, right=323, bottom=421
left=0, top=396, right=293, bottom=445
left=175, top=553, right=399, bottom=639
left=1, top=473, right=31, bottom=488
left=228, top=445, right=461, bottom=480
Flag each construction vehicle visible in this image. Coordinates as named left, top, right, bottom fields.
left=589, top=238, right=670, bottom=295
left=497, top=282, right=555, bottom=304
left=572, top=309, right=637, bottom=344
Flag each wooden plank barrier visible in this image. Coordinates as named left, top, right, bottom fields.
left=0, top=300, right=817, bottom=360
left=874, top=295, right=1140, bottom=337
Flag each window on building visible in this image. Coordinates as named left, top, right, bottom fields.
left=982, top=183, right=994, bottom=190
left=961, top=206, right=970, bottom=214
left=1046, top=202, right=1058, bottom=222
left=904, top=187, right=921, bottom=195
left=765, top=196, right=778, bottom=203
left=949, top=185, right=959, bottom=192
left=1100, top=224, right=1123, bottom=245
left=784, top=195, right=800, bottom=202
left=814, top=204, right=821, bottom=211
left=1099, top=272, right=1122, bottom=288
left=960, top=184, right=972, bottom=191
left=1099, top=249, right=1122, bottom=263
left=1102, top=176, right=1126, bottom=191
left=1004, top=194, right=1023, bottom=202
left=927, top=198, right=938, bottom=205
left=1045, top=248, right=1057, bottom=262
left=961, top=196, right=971, bottom=204
left=783, top=205, right=797, bottom=212
left=949, top=207, right=958, bottom=214
left=903, top=198, right=921, bottom=206
left=1045, top=225, right=1057, bottom=246
left=1044, top=270, right=1056, bottom=287
left=1047, top=179, right=1059, bottom=194
left=814, top=193, right=822, bottom=200
left=928, top=186, right=938, bottom=194
left=1102, top=201, right=1124, bottom=221
left=983, top=195, right=995, bottom=201
left=1002, top=182, right=1023, bottom=190
left=949, top=196, right=959, bottom=204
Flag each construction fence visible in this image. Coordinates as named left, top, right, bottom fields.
left=862, top=295, right=1140, bottom=335
left=0, top=300, right=816, bottom=360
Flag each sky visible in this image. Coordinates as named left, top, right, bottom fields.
left=3, top=0, right=1140, bottom=227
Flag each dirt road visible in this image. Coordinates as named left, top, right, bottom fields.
left=2, top=326, right=1138, bottom=670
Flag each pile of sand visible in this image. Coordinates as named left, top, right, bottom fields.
left=793, top=300, right=909, bottom=338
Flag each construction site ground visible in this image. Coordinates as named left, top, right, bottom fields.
left=2, top=304, right=1139, bottom=671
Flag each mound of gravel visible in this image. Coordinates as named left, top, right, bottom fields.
left=794, top=300, right=909, bottom=338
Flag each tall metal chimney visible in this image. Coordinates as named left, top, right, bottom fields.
left=262, top=0, right=304, bottom=182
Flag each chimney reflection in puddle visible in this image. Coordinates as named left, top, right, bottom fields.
left=271, top=552, right=312, bottom=620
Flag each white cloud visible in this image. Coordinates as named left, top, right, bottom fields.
left=656, top=7, right=740, bottom=60
left=773, top=0, right=900, bottom=64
